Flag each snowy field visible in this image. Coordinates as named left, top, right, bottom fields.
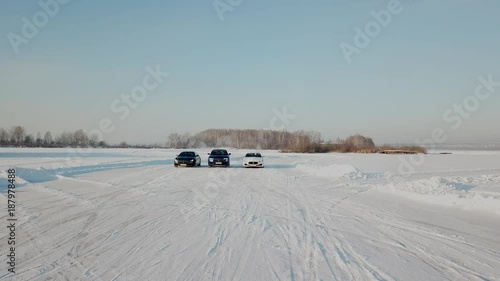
left=1, top=148, right=499, bottom=281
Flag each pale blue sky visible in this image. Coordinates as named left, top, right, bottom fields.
left=1, top=0, right=499, bottom=144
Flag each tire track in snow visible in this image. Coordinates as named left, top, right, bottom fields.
left=195, top=169, right=268, bottom=280
left=8, top=163, right=191, bottom=281
left=342, top=199, right=500, bottom=280
left=0, top=194, right=99, bottom=280
left=278, top=170, right=395, bottom=281
left=172, top=168, right=247, bottom=281
left=229, top=189, right=263, bottom=281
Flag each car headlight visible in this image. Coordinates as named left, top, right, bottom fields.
left=223, top=158, right=229, bottom=161
left=174, top=159, right=178, bottom=163
left=209, top=158, right=214, bottom=162
left=190, top=159, right=194, bottom=162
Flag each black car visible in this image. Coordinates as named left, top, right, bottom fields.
left=174, top=151, right=201, bottom=167
left=208, top=149, right=231, bottom=167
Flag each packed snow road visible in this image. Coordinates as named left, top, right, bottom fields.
left=1, top=148, right=499, bottom=280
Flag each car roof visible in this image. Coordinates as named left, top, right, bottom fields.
left=210, top=149, right=229, bottom=155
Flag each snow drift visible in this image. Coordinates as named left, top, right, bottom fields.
left=377, top=176, right=500, bottom=215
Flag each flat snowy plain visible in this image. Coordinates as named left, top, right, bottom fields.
left=0, top=148, right=499, bottom=281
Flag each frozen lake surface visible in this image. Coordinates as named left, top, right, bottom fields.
left=1, top=148, right=499, bottom=280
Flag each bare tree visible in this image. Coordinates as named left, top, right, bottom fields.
left=89, top=133, right=99, bottom=147
left=9, top=126, right=26, bottom=145
left=97, top=140, right=108, bottom=147
left=36, top=132, right=43, bottom=146
left=345, top=134, right=375, bottom=149
left=167, top=133, right=180, bottom=148
left=74, top=129, right=89, bottom=147
left=57, top=132, right=75, bottom=147
left=0, top=128, right=9, bottom=145
left=24, top=134, right=34, bottom=147
left=180, top=133, right=191, bottom=148
left=43, top=131, right=53, bottom=146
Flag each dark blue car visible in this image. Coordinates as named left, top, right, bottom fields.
left=208, top=149, right=231, bottom=167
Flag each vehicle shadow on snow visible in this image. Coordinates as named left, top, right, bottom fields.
left=205, top=164, right=296, bottom=169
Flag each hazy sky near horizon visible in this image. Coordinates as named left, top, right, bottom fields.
left=1, top=0, right=499, bottom=144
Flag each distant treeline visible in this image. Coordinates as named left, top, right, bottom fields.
left=1, top=126, right=426, bottom=153
left=167, top=129, right=427, bottom=154
left=167, top=129, right=323, bottom=151
left=0, top=126, right=105, bottom=148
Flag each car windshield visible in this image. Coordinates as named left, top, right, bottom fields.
left=179, top=152, right=195, bottom=157
left=211, top=150, right=228, bottom=155
left=245, top=153, right=261, bottom=157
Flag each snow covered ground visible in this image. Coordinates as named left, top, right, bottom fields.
left=0, top=148, right=499, bottom=281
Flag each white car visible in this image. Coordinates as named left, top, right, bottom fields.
left=243, top=152, right=264, bottom=168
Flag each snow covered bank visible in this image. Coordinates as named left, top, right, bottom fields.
left=376, top=176, right=500, bottom=215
